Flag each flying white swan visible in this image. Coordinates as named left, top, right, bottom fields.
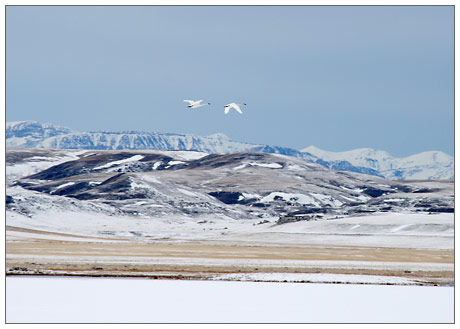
left=184, top=100, right=211, bottom=108
left=224, top=103, right=246, bottom=114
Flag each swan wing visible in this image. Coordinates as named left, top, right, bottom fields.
left=233, top=104, right=243, bottom=114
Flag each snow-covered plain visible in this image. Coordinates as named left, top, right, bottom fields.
left=6, top=206, right=454, bottom=250
left=6, top=276, right=453, bottom=323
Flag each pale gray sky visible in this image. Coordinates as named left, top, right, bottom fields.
left=6, top=6, right=454, bottom=156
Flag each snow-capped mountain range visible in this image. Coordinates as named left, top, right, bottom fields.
left=6, top=121, right=454, bottom=181
left=302, top=146, right=454, bottom=181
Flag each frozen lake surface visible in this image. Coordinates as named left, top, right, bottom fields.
left=6, top=276, right=454, bottom=323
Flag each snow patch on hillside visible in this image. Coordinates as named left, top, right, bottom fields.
left=94, top=155, right=144, bottom=170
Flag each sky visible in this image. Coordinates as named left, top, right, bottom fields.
left=6, top=6, right=454, bottom=157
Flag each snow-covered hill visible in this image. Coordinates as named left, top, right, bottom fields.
left=302, top=146, right=454, bottom=181
left=7, top=148, right=453, bottom=223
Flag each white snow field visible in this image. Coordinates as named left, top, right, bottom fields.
left=6, top=276, right=453, bottom=323
left=6, top=208, right=454, bottom=250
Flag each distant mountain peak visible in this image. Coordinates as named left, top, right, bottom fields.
left=6, top=120, right=73, bottom=140
left=302, top=145, right=392, bottom=158
left=302, top=145, right=324, bottom=155
left=207, top=133, right=230, bottom=140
